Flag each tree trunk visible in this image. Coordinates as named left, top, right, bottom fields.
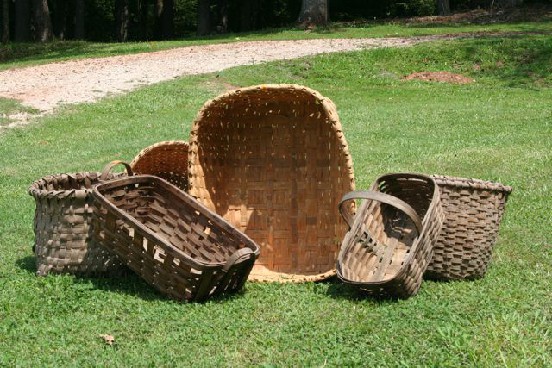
left=115, top=0, right=130, bottom=42
left=197, top=0, right=210, bottom=36
left=297, top=0, right=328, bottom=27
left=32, top=0, right=53, bottom=42
left=74, top=0, right=85, bottom=39
left=155, top=0, right=174, bottom=39
left=53, top=0, right=67, bottom=40
left=240, top=0, right=260, bottom=32
left=2, top=0, right=9, bottom=44
left=436, top=0, right=450, bottom=16
left=15, top=0, right=31, bottom=42
left=217, top=0, right=228, bottom=33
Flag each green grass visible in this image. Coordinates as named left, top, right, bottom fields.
left=0, top=98, right=38, bottom=127
left=1, top=34, right=551, bottom=366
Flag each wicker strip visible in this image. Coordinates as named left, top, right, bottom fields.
left=337, top=173, right=444, bottom=298
left=28, top=161, right=131, bottom=276
left=426, top=175, right=512, bottom=280
left=187, top=84, right=355, bottom=282
left=91, top=175, right=260, bottom=302
left=130, top=140, right=189, bottom=191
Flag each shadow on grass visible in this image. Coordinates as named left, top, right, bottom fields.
left=324, top=278, right=402, bottom=305
left=15, top=255, right=36, bottom=274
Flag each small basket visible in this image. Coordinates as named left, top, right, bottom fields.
left=130, top=140, right=189, bottom=191
left=426, top=175, right=512, bottom=280
left=337, top=173, right=444, bottom=298
left=91, top=175, right=260, bottom=302
left=188, top=84, right=355, bottom=283
left=28, top=161, right=131, bottom=276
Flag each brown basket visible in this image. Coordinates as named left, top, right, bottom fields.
left=130, top=140, right=189, bottom=191
left=28, top=161, right=131, bottom=276
left=91, top=175, right=260, bottom=302
left=426, top=175, right=512, bottom=280
left=188, top=84, right=355, bottom=283
left=337, top=173, right=444, bottom=298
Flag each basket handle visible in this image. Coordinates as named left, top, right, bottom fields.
left=100, top=160, right=133, bottom=180
left=339, top=190, right=423, bottom=234
left=223, top=248, right=256, bottom=272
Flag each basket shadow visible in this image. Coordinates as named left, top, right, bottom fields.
left=325, top=279, right=403, bottom=303
left=79, top=270, right=249, bottom=304
left=15, top=255, right=37, bottom=274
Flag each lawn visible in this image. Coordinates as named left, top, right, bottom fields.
left=0, top=31, right=551, bottom=366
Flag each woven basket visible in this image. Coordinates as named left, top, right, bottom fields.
left=130, top=140, right=189, bottom=191
left=426, top=175, right=512, bottom=280
left=28, top=161, right=131, bottom=276
left=337, top=173, right=444, bottom=298
left=91, top=175, right=260, bottom=302
left=188, top=84, right=355, bottom=283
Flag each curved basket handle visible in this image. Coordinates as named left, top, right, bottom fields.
left=339, top=190, right=423, bottom=234
left=100, top=160, right=133, bottom=180
left=223, top=248, right=256, bottom=272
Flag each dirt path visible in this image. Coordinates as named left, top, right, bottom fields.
left=0, top=36, right=450, bottom=130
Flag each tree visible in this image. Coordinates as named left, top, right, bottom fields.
left=155, top=0, right=174, bottom=39
left=2, top=0, right=8, bottom=44
left=15, top=0, right=31, bottom=42
left=437, top=0, right=450, bottom=16
left=197, top=0, right=210, bottom=35
left=74, top=0, right=86, bottom=39
left=297, top=0, right=328, bottom=28
left=115, top=0, right=130, bottom=42
left=32, top=0, right=53, bottom=42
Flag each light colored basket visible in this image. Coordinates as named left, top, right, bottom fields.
left=130, top=140, right=189, bottom=191
left=188, top=84, right=355, bottom=282
left=426, top=175, right=512, bottom=280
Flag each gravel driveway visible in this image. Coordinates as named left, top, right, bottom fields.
left=0, top=36, right=446, bottom=129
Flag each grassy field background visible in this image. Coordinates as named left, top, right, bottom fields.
left=0, top=25, right=551, bottom=367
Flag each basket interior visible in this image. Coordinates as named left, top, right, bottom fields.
left=189, top=85, right=355, bottom=280
left=130, top=141, right=189, bottom=190
left=99, top=179, right=246, bottom=265
left=339, top=175, right=435, bottom=283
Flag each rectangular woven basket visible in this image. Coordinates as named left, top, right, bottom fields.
left=28, top=161, right=130, bottom=276
left=426, top=175, right=512, bottom=280
left=91, top=175, right=260, bottom=302
left=337, top=173, right=444, bottom=298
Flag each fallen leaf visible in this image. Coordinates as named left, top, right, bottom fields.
left=99, top=334, right=115, bottom=346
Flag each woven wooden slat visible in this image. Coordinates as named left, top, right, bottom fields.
left=28, top=161, right=131, bottom=276
left=337, top=173, right=444, bottom=298
left=92, top=175, right=260, bottom=302
left=187, top=84, right=355, bottom=283
left=426, top=175, right=512, bottom=280
left=130, top=140, right=189, bottom=191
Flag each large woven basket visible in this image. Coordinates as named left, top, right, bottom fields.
left=188, top=84, right=355, bottom=283
left=91, top=175, right=260, bottom=302
left=130, top=140, right=189, bottom=191
left=337, top=173, right=444, bottom=298
left=426, top=175, right=512, bottom=280
left=28, top=161, right=131, bottom=276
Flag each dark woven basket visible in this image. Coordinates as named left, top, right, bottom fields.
left=91, top=175, right=260, bottom=302
left=337, top=173, right=444, bottom=298
left=130, top=140, right=189, bottom=191
left=188, top=84, right=355, bottom=283
left=426, top=175, right=512, bottom=280
left=28, top=161, right=131, bottom=276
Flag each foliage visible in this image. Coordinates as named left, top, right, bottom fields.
left=0, top=33, right=550, bottom=366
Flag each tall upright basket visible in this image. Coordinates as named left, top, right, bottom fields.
left=426, top=175, right=512, bottom=280
left=188, top=84, right=355, bottom=282
left=28, top=161, right=131, bottom=276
